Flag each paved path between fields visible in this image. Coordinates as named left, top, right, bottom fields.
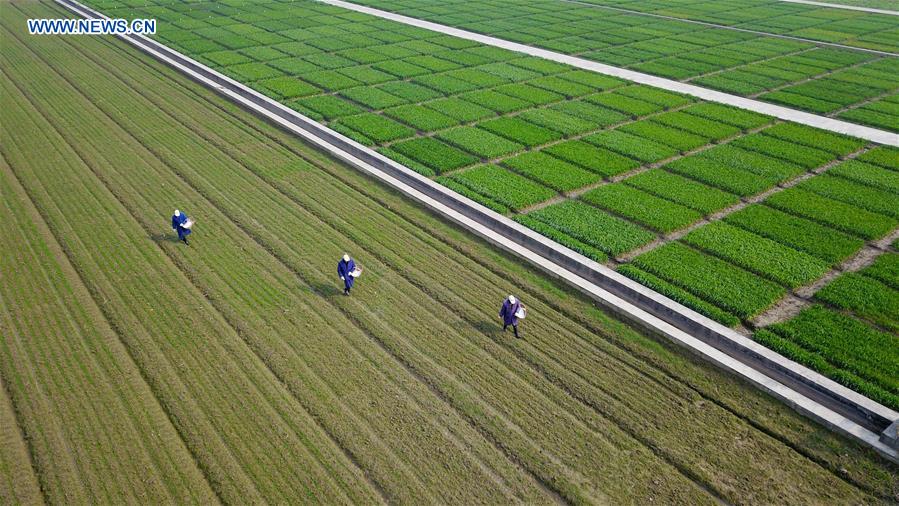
left=55, top=0, right=899, bottom=463
left=321, top=0, right=899, bottom=146
left=557, top=0, right=899, bottom=55
left=775, top=0, right=899, bottom=16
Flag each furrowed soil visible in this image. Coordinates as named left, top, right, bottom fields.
left=1, top=1, right=896, bottom=504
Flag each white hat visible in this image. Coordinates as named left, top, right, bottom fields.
left=174, top=209, right=181, bottom=216
left=343, top=254, right=350, bottom=261
left=508, top=295, right=516, bottom=304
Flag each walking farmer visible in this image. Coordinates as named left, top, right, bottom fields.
left=171, top=209, right=193, bottom=245
left=337, top=253, right=360, bottom=295
left=500, top=295, right=525, bottom=338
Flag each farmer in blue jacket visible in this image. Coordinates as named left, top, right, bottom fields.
left=337, top=254, right=356, bottom=295
left=171, top=209, right=192, bottom=245
left=499, top=295, right=523, bottom=338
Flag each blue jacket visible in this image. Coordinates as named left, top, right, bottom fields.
left=337, top=258, right=356, bottom=289
left=500, top=299, right=521, bottom=326
left=172, top=213, right=191, bottom=238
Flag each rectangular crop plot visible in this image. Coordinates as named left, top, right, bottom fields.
left=384, top=105, right=458, bottom=132
left=502, top=152, right=600, bottom=192
left=761, top=123, right=865, bottom=156
left=724, top=205, right=864, bottom=265
left=651, top=111, right=740, bottom=141
left=550, top=101, right=628, bottom=128
left=424, top=97, right=495, bottom=123
left=256, top=77, right=319, bottom=99
left=619, top=121, right=710, bottom=153
left=630, top=242, right=785, bottom=320
left=624, top=170, right=738, bottom=214
left=438, top=126, right=524, bottom=159
left=581, top=184, right=702, bottom=233
left=765, top=188, right=897, bottom=240
left=449, top=165, right=556, bottom=211
left=459, top=90, right=532, bottom=113
left=862, top=253, right=899, bottom=291
left=664, top=156, right=776, bottom=197
left=333, top=113, right=414, bottom=144
left=731, top=134, right=834, bottom=169
left=617, top=265, right=741, bottom=328
left=756, top=306, right=898, bottom=410
left=682, top=222, right=829, bottom=288
left=681, top=103, right=772, bottom=130
left=339, top=87, right=407, bottom=110
left=699, top=145, right=804, bottom=183
left=586, top=93, right=663, bottom=117
left=856, top=147, right=899, bottom=172
left=516, top=109, right=595, bottom=136
left=390, top=137, right=477, bottom=173
left=829, top=160, right=899, bottom=195
left=815, top=273, right=899, bottom=332
left=543, top=141, right=640, bottom=178
left=797, top=174, right=899, bottom=219
left=585, top=130, right=678, bottom=163
left=527, top=201, right=655, bottom=256
left=293, top=94, right=363, bottom=120
left=478, top=117, right=562, bottom=147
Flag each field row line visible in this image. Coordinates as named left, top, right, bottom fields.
left=321, top=0, right=898, bottom=145
left=554, top=0, right=899, bottom=54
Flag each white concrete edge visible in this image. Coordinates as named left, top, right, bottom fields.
left=54, top=0, right=899, bottom=462
left=321, top=0, right=899, bottom=147
left=775, top=0, right=899, bottom=16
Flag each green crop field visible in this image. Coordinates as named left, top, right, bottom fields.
left=2, top=0, right=898, bottom=502
left=344, top=0, right=899, bottom=132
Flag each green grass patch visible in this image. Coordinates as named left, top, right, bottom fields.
left=478, top=117, right=562, bottom=147
left=765, top=188, right=897, bottom=240
left=514, top=215, right=608, bottom=262
left=550, top=101, right=628, bottom=128
left=630, top=242, right=785, bottom=320
left=699, top=145, right=804, bottom=183
left=339, top=87, right=407, bottom=109
left=732, top=134, right=834, bottom=169
left=617, top=265, right=741, bottom=327
left=384, top=105, right=458, bottom=132
left=762, top=123, right=865, bottom=156
left=816, top=273, right=899, bottom=332
left=300, top=70, right=361, bottom=91
left=855, top=146, right=899, bottom=171
left=502, top=152, right=600, bottom=192
left=376, top=81, right=442, bottom=102
left=543, top=141, right=640, bottom=177
left=725, top=205, right=863, bottom=265
left=829, top=160, right=899, bottom=195
left=333, top=113, right=414, bottom=144
left=449, top=165, right=556, bottom=211
left=624, top=170, right=738, bottom=214
left=586, top=93, right=663, bottom=117
left=664, top=156, right=775, bottom=196
left=458, top=90, right=531, bottom=113
left=651, top=111, right=740, bottom=140
left=424, top=97, right=495, bottom=123
left=862, top=253, right=899, bottom=291
left=256, top=77, right=319, bottom=99
left=683, top=222, right=829, bottom=288
left=391, top=137, right=477, bottom=173
left=516, top=109, right=595, bottom=136
left=797, top=174, right=899, bottom=219
left=585, top=130, right=678, bottom=163
left=615, top=85, right=693, bottom=108
left=619, top=121, right=710, bottom=153
left=527, top=201, right=655, bottom=256
left=582, top=184, right=701, bottom=233
left=293, top=95, right=363, bottom=120
left=437, top=126, right=524, bottom=159
left=681, top=103, right=773, bottom=130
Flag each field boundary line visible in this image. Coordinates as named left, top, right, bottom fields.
left=320, top=0, right=898, bottom=145
left=54, top=0, right=899, bottom=462
left=773, top=0, right=899, bottom=15
left=555, top=0, right=899, bottom=53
